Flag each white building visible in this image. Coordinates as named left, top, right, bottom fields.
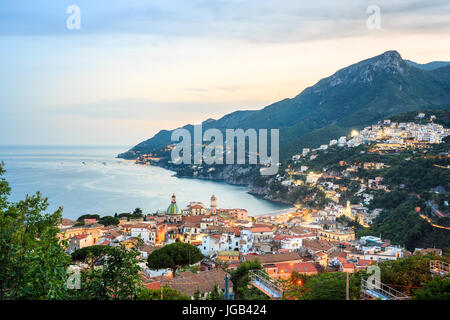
left=131, top=224, right=156, bottom=243
left=280, top=236, right=302, bottom=250
left=200, top=229, right=254, bottom=256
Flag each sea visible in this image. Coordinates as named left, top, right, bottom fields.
left=0, top=145, right=291, bottom=220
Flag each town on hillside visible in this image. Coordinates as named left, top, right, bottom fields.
left=56, top=113, right=450, bottom=301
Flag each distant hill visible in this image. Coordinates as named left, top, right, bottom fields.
left=119, top=50, right=450, bottom=161
left=405, top=60, right=450, bottom=71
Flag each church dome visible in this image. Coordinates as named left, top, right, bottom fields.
left=166, top=203, right=181, bottom=215
left=166, top=193, right=182, bottom=215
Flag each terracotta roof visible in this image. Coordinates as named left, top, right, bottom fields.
left=268, top=262, right=318, bottom=274
left=244, top=252, right=302, bottom=265
left=183, top=216, right=208, bottom=224
left=329, top=251, right=347, bottom=259
left=145, top=282, right=161, bottom=290
left=140, top=245, right=156, bottom=254
left=356, top=259, right=374, bottom=267
left=342, top=262, right=355, bottom=269
left=107, top=230, right=122, bottom=239
left=131, top=223, right=154, bottom=230
left=190, top=204, right=205, bottom=209
left=336, top=257, right=347, bottom=263
left=163, top=269, right=230, bottom=296
left=206, top=225, right=234, bottom=234
left=60, top=218, right=76, bottom=226
left=273, top=235, right=288, bottom=241
left=251, top=226, right=273, bottom=233
left=303, top=239, right=336, bottom=252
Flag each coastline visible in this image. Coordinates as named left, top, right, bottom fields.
left=122, top=158, right=293, bottom=216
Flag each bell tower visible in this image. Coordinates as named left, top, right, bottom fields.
left=210, top=195, right=217, bottom=215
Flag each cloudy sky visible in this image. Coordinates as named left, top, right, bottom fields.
left=1, top=0, right=449, bottom=146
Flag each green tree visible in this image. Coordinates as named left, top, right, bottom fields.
left=73, top=244, right=144, bottom=300
left=133, top=208, right=143, bottom=218
left=378, top=253, right=449, bottom=296
left=146, top=242, right=203, bottom=276
left=71, top=245, right=114, bottom=268
left=413, top=277, right=450, bottom=300
left=207, top=283, right=223, bottom=300
left=230, top=260, right=269, bottom=300
left=138, top=286, right=189, bottom=300
left=293, top=271, right=363, bottom=300
left=0, top=162, right=71, bottom=299
left=98, top=215, right=119, bottom=226
left=77, top=214, right=100, bottom=222
left=193, top=287, right=202, bottom=300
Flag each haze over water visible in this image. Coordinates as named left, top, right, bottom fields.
left=0, top=146, right=289, bottom=220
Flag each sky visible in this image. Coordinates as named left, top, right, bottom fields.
left=0, top=0, right=449, bottom=146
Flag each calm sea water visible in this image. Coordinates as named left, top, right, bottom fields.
left=0, top=146, right=289, bottom=220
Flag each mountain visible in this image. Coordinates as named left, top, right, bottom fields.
left=405, top=60, right=450, bottom=71
left=119, top=50, right=450, bottom=160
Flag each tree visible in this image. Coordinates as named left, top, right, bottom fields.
left=133, top=208, right=143, bottom=218
left=146, top=242, right=203, bottom=276
left=290, top=271, right=363, bottom=300
left=71, top=245, right=114, bottom=268
left=230, top=260, right=269, bottom=300
left=378, top=253, right=449, bottom=296
left=413, top=277, right=450, bottom=300
left=138, top=286, right=189, bottom=300
left=73, top=244, right=144, bottom=300
left=77, top=214, right=100, bottom=222
left=193, top=287, right=202, bottom=300
left=207, top=283, right=223, bottom=300
left=98, top=215, right=119, bottom=226
left=0, top=162, right=71, bottom=299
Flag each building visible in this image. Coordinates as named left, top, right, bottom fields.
left=166, top=194, right=182, bottom=215
left=210, top=195, right=217, bottom=215
left=265, top=262, right=318, bottom=280
left=58, top=225, right=103, bottom=245
left=318, top=228, right=355, bottom=242
left=163, top=269, right=233, bottom=299
left=251, top=225, right=274, bottom=243
left=244, top=252, right=303, bottom=267
left=277, top=235, right=302, bottom=251
left=187, top=202, right=207, bottom=215
left=131, top=224, right=156, bottom=243
left=68, top=234, right=94, bottom=253
left=58, top=218, right=76, bottom=229
left=217, top=250, right=240, bottom=264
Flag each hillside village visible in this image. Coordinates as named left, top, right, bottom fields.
left=56, top=111, right=450, bottom=299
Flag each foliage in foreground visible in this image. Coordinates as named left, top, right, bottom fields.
left=0, top=162, right=71, bottom=299
left=147, top=242, right=203, bottom=276
left=230, top=260, right=270, bottom=300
